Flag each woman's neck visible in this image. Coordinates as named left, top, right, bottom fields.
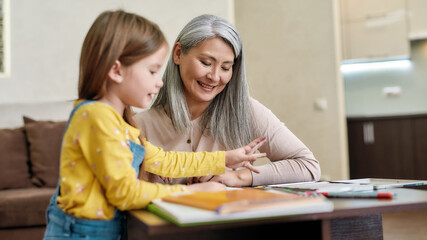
left=186, top=98, right=210, bottom=120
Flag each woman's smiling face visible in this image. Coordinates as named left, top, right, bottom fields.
left=173, top=37, right=235, bottom=107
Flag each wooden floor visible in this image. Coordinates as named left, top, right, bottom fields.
left=382, top=209, right=427, bottom=240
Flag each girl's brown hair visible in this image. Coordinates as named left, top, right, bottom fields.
left=78, top=10, right=166, bottom=128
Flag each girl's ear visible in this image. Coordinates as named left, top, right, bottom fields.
left=108, top=60, right=124, bottom=83
left=173, top=42, right=182, bottom=65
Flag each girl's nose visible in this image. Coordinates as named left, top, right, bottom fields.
left=156, top=77, right=164, bottom=88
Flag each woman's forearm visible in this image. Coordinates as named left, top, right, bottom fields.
left=251, top=157, right=320, bottom=186
left=235, top=169, right=253, bottom=186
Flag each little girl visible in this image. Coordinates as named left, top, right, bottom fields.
left=43, top=10, right=266, bottom=239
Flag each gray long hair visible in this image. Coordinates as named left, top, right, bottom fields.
left=152, top=14, right=253, bottom=149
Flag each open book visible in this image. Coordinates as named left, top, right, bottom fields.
left=269, top=181, right=374, bottom=192
left=329, top=178, right=427, bottom=190
left=148, top=188, right=333, bottom=226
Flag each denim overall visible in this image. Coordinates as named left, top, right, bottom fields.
left=43, top=101, right=145, bottom=240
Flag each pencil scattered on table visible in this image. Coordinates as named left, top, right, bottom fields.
left=256, top=184, right=396, bottom=199
left=318, top=191, right=395, bottom=199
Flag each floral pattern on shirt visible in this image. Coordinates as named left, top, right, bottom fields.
left=56, top=101, right=225, bottom=220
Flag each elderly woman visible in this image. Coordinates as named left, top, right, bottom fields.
left=135, top=14, right=320, bottom=186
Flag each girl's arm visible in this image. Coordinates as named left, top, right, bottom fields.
left=143, top=136, right=267, bottom=178
left=143, top=138, right=226, bottom=178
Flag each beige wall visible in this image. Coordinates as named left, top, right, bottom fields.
left=0, top=0, right=232, bottom=104
left=235, top=0, right=348, bottom=180
left=2, top=0, right=349, bottom=180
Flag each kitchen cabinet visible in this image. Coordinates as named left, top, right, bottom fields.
left=343, top=0, right=406, bottom=21
left=347, top=114, right=427, bottom=180
left=340, top=0, right=410, bottom=63
left=407, top=0, right=427, bottom=40
left=413, top=118, right=427, bottom=179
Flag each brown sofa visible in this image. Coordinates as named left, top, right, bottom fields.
left=0, top=117, right=66, bottom=240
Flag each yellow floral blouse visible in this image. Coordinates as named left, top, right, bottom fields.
left=57, top=101, right=225, bottom=220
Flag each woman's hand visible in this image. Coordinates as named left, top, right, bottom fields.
left=188, top=169, right=253, bottom=187
left=186, top=182, right=226, bottom=192
left=225, top=136, right=267, bottom=173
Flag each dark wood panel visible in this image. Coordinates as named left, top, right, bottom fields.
left=347, top=113, right=427, bottom=122
left=348, top=120, right=403, bottom=179
left=413, top=118, right=427, bottom=179
left=398, top=120, right=415, bottom=179
left=347, top=121, right=366, bottom=179
left=347, top=117, right=419, bottom=180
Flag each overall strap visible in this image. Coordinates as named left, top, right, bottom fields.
left=65, top=100, right=97, bottom=129
left=128, top=140, right=145, bottom=176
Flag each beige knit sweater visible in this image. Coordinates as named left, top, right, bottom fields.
left=135, top=98, right=320, bottom=186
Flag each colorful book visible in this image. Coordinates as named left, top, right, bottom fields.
left=148, top=188, right=333, bottom=226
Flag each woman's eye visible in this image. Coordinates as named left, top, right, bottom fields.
left=201, top=61, right=211, bottom=66
left=222, top=67, right=231, bottom=71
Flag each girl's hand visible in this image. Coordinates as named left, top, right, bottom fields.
left=225, top=136, right=267, bottom=173
left=159, top=176, right=173, bottom=184
left=187, top=175, right=214, bottom=185
left=186, top=182, right=226, bottom=192
left=139, top=166, right=173, bottom=184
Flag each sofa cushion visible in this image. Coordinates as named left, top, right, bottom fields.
left=24, top=117, right=67, bottom=187
left=0, top=128, right=33, bottom=190
left=0, top=188, right=55, bottom=228
left=0, top=226, right=46, bottom=240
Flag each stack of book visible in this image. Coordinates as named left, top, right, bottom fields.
left=148, top=188, right=333, bottom=226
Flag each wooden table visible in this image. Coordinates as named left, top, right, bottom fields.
left=127, top=188, right=427, bottom=240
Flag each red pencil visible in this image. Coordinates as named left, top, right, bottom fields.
left=319, top=191, right=395, bottom=199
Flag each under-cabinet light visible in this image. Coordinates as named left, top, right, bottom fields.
left=340, top=60, right=412, bottom=73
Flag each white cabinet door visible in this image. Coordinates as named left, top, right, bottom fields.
left=340, top=0, right=409, bottom=62
left=343, top=15, right=409, bottom=61
left=343, top=0, right=406, bottom=22
left=407, top=0, right=427, bottom=40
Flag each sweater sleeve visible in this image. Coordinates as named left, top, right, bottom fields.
left=78, top=107, right=188, bottom=211
left=142, top=138, right=226, bottom=178
left=249, top=98, right=321, bottom=186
